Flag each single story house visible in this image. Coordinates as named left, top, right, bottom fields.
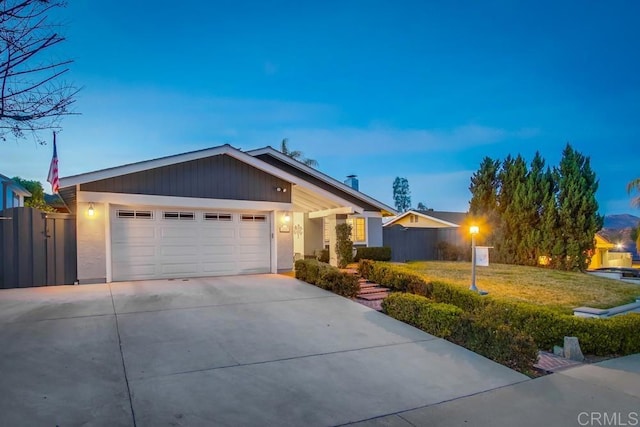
left=1, top=174, right=32, bottom=212
left=58, top=144, right=396, bottom=284
left=384, top=209, right=467, bottom=229
left=588, top=233, right=632, bottom=269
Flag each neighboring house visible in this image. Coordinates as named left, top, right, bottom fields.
left=0, top=174, right=31, bottom=211
left=588, top=233, right=632, bottom=269
left=384, top=209, right=467, bottom=229
left=382, top=209, right=468, bottom=262
left=57, top=144, right=396, bottom=284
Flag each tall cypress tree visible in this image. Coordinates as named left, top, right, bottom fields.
left=555, top=144, right=603, bottom=270
left=514, top=152, right=547, bottom=265
left=469, top=157, right=500, bottom=217
left=494, top=155, right=527, bottom=264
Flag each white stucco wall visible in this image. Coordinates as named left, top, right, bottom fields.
left=276, top=210, right=294, bottom=271
left=76, top=201, right=107, bottom=284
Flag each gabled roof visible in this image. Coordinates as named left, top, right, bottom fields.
left=247, top=146, right=396, bottom=215
left=0, top=173, right=32, bottom=197
left=59, top=144, right=396, bottom=215
left=383, top=209, right=467, bottom=227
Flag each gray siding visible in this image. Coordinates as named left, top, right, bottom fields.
left=367, top=217, right=383, bottom=246
left=383, top=225, right=466, bottom=262
left=80, top=154, right=291, bottom=202
left=255, top=154, right=379, bottom=211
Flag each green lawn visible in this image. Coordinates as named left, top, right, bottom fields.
left=401, top=261, right=640, bottom=314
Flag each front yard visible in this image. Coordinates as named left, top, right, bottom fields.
left=402, top=261, right=640, bottom=314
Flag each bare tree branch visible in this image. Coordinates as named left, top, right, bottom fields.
left=0, top=0, right=77, bottom=143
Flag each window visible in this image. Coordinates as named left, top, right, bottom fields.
left=117, top=210, right=153, bottom=219
left=347, top=217, right=366, bottom=242
left=241, top=214, right=266, bottom=222
left=204, top=213, right=232, bottom=221
left=410, top=214, right=419, bottom=223
left=163, top=211, right=195, bottom=220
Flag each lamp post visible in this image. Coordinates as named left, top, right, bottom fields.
left=469, top=225, right=479, bottom=292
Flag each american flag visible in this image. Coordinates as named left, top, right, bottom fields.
left=47, top=132, right=59, bottom=194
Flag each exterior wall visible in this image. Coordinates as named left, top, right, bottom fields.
left=276, top=210, right=293, bottom=271
left=293, top=212, right=305, bottom=259
left=303, top=215, right=323, bottom=256
left=76, top=201, right=107, bottom=284
left=367, top=217, right=383, bottom=247
left=80, top=154, right=292, bottom=203
left=392, top=214, right=454, bottom=228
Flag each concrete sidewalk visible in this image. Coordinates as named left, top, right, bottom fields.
left=0, top=275, right=527, bottom=426
left=351, top=354, right=640, bottom=427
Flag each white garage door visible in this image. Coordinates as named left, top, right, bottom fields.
left=111, top=207, right=271, bottom=281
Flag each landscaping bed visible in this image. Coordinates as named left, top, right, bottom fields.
left=358, top=260, right=640, bottom=374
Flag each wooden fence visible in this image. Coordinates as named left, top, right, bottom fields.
left=0, top=207, right=76, bottom=288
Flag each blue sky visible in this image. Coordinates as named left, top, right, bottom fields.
left=3, top=1, right=639, bottom=215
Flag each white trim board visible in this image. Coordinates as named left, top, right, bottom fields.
left=77, top=191, right=293, bottom=212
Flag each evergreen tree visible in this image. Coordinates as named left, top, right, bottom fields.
left=555, top=144, right=603, bottom=270
left=494, top=155, right=527, bottom=263
left=392, top=177, right=411, bottom=213
left=514, top=152, right=547, bottom=265
left=469, top=157, right=500, bottom=217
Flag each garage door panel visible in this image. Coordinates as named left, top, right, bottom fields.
left=112, top=226, right=156, bottom=242
left=113, top=263, right=156, bottom=279
left=200, top=228, right=236, bottom=239
left=161, top=263, right=199, bottom=275
left=202, top=261, right=237, bottom=273
left=111, top=207, right=272, bottom=281
left=160, top=227, right=199, bottom=239
left=201, top=245, right=236, bottom=256
left=159, top=245, right=199, bottom=256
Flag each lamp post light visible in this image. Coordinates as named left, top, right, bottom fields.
left=469, top=225, right=479, bottom=292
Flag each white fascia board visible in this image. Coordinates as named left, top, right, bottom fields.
left=382, top=211, right=412, bottom=227
left=383, top=210, right=460, bottom=227
left=308, top=206, right=356, bottom=219
left=77, top=191, right=293, bottom=212
left=247, top=147, right=397, bottom=215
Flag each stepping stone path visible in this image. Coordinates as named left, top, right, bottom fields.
left=340, top=268, right=390, bottom=311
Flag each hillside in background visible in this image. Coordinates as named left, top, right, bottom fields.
left=600, top=214, right=640, bottom=260
left=603, top=214, right=640, bottom=229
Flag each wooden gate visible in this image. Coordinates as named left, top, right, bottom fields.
left=0, top=207, right=76, bottom=288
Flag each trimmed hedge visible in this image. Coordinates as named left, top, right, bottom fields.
left=358, top=260, right=432, bottom=296
left=294, top=259, right=359, bottom=298
left=354, top=246, right=392, bottom=262
left=368, top=261, right=640, bottom=356
left=382, top=293, right=462, bottom=338
left=382, top=293, right=538, bottom=373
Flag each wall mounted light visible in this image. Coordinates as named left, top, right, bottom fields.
left=276, top=187, right=288, bottom=193
left=283, top=213, right=291, bottom=223
left=87, top=202, right=95, bottom=217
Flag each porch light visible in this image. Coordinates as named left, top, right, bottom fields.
left=283, top=213, right=291, bottom=223
left=469, top=225, right=479, bottom=292
left=88, top=203, right=95, bottom=217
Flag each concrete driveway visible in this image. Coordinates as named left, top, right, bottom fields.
left=0, top=275, right=527, bottom=426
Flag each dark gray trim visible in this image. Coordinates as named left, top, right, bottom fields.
left=79, top=154, right=291, bottom=202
